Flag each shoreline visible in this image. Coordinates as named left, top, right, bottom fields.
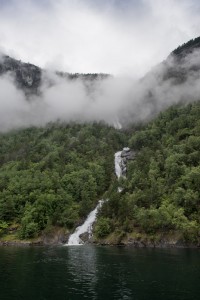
left=1, top=227, right=199, bottom=248
left=0, top=239, right=199, bottom=249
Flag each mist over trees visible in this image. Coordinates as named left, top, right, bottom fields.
left=0, top=38, right=200, bottom=245
left=1, top=37, right=200, bottom=132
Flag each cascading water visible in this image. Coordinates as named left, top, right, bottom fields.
left=66, top=149, right=125, bottom=246
left=113, top=119, right=122, bottom=130
left=115, top=151, right=123, bottom=178
left=67, top=201, right=104, bottom=245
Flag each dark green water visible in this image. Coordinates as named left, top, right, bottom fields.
left=0, top=246, right=200, bottom=300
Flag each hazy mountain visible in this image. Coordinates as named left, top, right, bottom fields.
left=0, top=37, right=200, bottom=246
left=0, top=54, right=109, bottom=95
left=0, top=37, right=200, bottom=131
left=0, top=55, right=41, bottom=94
left=122, top=36, right=200, bottom=126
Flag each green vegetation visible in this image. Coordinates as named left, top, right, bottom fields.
left=1, top=101, right=200, bottom=245
left=95, top=101, right=200, bottom=244
left=0, top=122, right=127, bottom=239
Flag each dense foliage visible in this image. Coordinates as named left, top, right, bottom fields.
left=0, top=122, right=126, bottom=238
left=1, top=101, right=200, bottom=244
left=96, top=101, right=200, bottom=244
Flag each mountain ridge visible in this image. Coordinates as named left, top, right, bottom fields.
left=0, top=54, right=109, bottom=95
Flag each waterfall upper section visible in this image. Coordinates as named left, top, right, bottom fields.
left=114, top=148, right=126, bottom=192
left=114, top=151, right=123, bottom=178
left=116, top=147, right=135, bottom=176
left=115, top=147, right=135, bottom=192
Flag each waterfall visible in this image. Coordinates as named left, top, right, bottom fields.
left=114, top=151, right=123, bottom=178
left=113, top=119, right=122, bottom=130
left=67, top=200, right=104, bottom=245
left=66, top=149, right=125, bottom=246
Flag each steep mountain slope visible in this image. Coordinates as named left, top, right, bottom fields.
left=0, top=123, right=127, bottom=242
left=0, top=37, right=200, bottom=246
left=172, top=36, right=200, bottom=57
left=95, top=101, right=200, bottom=246
left=120, top=37, right=200, bottom=128
left=93, top=38, right=200, bottom=246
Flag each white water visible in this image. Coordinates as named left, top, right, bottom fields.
left=67, top=150, right=124, bottom=246
left=113, top=119, right=122, bottom=130
left=115, top=151, right=123, bottom=178
left=67, top=200, right=104, bottom=245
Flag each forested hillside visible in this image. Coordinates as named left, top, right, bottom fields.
left=0, top=100, right=200, bottom=245
left=0, top=123, right=127, bottom=240
left=1, top=37, right=200, bottom=246
left=172, top=36, right=200, bottom=57
left=95, top=101, right=200, bottom=245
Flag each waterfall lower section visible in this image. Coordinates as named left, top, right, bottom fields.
left=67, top=200, right=104, bottom=245
left=66, top=148, right=132, bottom=246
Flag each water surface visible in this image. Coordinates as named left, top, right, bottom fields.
left=0, top=245, right=199, bottom=300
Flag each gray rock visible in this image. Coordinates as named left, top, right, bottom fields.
left=79, top=232, right=90, bottom=243
left=121, top=148, right=135, bottom=160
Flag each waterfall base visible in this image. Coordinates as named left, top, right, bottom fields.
left=66, top=200, right=103, bottom=246
left=66, top=148, right=130, bottom=246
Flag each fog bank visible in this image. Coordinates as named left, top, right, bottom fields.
left=1, top=49, right=200, bottom=132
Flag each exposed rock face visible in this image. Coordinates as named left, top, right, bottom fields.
left=79, top=232, right=90, bottom=243
left=0, top=54, right=110, bottom=97
left=0, top=55, right=42, bottom=94
left=120, top=147, right=135, bottom=176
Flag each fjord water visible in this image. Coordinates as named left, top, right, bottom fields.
left=0, top=246, right=200, bottom=300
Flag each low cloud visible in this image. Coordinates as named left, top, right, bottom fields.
left=0, top=72, right=131, bottom=131
left=0, top=48, right=200, bottom=132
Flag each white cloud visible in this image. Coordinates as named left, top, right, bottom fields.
left=0, top=0, right=199, bottom=76
left=1, top=47, right=200, bottom=132
left=0, top=0, right=200, bottom=132
left=0, top=75, right=29, bottom=131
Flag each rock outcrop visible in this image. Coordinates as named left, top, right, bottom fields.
left=120, top=147, right=135, bottom=176
left=0, top=54, right=110, bottom=97
left=0, top=55, right=42, bottom=94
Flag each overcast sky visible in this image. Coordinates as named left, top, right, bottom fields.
left=0, top=0, right=200, bottom=76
